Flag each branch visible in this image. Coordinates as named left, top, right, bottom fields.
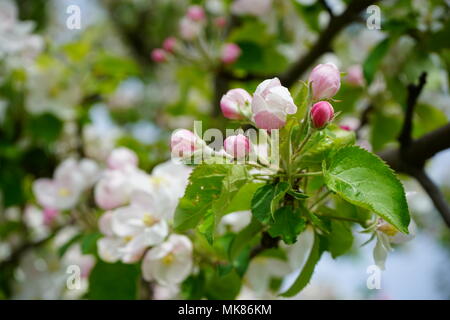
left=319, top=0, right=334, bottom=17
left=280, top=0, right=380, bottom=87
left=409, top=168, right=450, bottom=228
left=249, top=232, right=279, bottom=258
left=377, top=72, right=450, bottom=228
left=398, top=72, right=427, bottom=148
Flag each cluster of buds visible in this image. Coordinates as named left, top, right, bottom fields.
left=151, top=5, right=241, bottom=66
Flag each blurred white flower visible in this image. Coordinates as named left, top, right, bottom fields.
left=33, top=158, right=100, bottom=211
left=107, top=78, right=144, bottom=110
left=231, top=0, right=272, bottom=17
left=219, top=211, right=252, bottom=233
left=0, top=0, right=43, bottom=68
left=142, top=234, right=193, bottom=286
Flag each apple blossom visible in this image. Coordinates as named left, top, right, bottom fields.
left=220, top=88, right=252, bottom=120
left=142, top=234, right=193, bottom=285
left=151, top=48, right=166, bottom=63
left=179, top=17, right=203, bottom=41
left=186, top=5, right=206, bottom=22
left=94, top=169, right=132, bottom=210
left=224, top=134, right=250, bottom=159
left=32, top=158, right=98, bottom=211
left=310, top=101, right=334, bottom=129
left=221, top=43, right=241, bottom=65
left=231, top=0, right=272, bottom=17
left=251, top=77, right=297, bottom=130
left=309, top=63, right=341, bottom=100
left=214, top=17, right=227, bottom=28
left=346, top=64, right=365, bottom=87
left=107, top=147, right=138, bottom=170
left=171, top=129, right=198, bottom=158
left=162, top=37, right=177, bottom=53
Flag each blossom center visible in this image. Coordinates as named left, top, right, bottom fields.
left=143, top=213, right=156, bottom=227
left=58, top=187, right=71, bottom=197
left=162, top=253, right=175, bottom=265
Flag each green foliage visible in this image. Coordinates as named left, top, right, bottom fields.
left=85, top=261, right=140, bottom=300
left=363, top=38, right=392, bottom=85
left=251, top=182, right=290, bottom=224
left=268, top=206, right=306, bottom=245
left=174, top=164, right=250, bottom=240
left=27, top=113, right=63, bottom=144
left=323, top=146, right=410, bottom=233
left=280, top=233, right=323, bottom=297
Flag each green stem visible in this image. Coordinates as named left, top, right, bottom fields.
left=293, top=130, right=313, bottom=160
left=309, top=190, right=332, bottom=210
left=318, top=214, right=366, bottom=224
left=293, top=171, right=322, bottom=177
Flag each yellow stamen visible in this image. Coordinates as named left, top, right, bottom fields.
left=58, top=188, right=70, bottom=197
left=124, top=235, right=133, bottom=242
left=142, top=213, right=156, bottom=226
left=162, top=253, right=175, bottom=265
left=378, top=223, right=398, bottom=236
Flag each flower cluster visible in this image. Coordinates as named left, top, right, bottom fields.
left=95, top=148, right=194, bottom=286
left=151, top=5, right=241, bottom=66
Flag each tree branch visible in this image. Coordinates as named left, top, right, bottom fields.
left=280, top=0, right=380, bottom=87
left=377, top=72, right=450, bottom=228
left=398, top=72, right=427, bottom=148
left=409, top=168, right=450, bottom=228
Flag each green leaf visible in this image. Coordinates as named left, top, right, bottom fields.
left=204, top=268, right=242, bottom=300
left=363, top=38, right=392, bottom=85
left=81, top=232, right=102, bottom=255
left=280, top=233, right=323, bottom=297
left=323, top=146, right=410, bottom=233
left=229, top=218, right=263, bottom=262
left=85, top=261, right=140, bottom=300
left=251, top=182, right=290, bottom=224
left=174, top=164, right=250, bottom=239
left=327, top=220, right=354, bottom=258
left=268, top=206, right=306, bottom=245
left=225, top=182, right=264, bottom=214
left=28, top=113, right=63, bottom=144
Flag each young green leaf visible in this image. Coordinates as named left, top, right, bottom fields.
left=268, top=206, right=306, bottom=245
left=174, top=164, right=250, bottom=232
left=251, top=182, right=290, bottom=224
left=323, top=146, right=410, bottom=233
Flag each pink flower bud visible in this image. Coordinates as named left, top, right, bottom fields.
left=162, top=37, right=177, bottom=53
left=187, top=5, right=205, bottom=21
left=220, top=88, right=252, bottom=120
left=340, top=125, right=351, bottom=131
left=251, top=77, right=297, bottom=130
left=309, top=63, right=341, bottom=100
left=346, top=64, right=364, bottom=87
left=171, top=129, right=197, bottom=158
left=224, top=134, right=250, bottom=159
left=43, top=208, right=59, bottom=226
left=151, top=48, right=166, bottom=63
left=310, top=101, right=334, bottom=129
left=107, top=147, right=138, bottom=170
left=214, top=17, right=227, bottom=28
left=179, top=17, right=202, bottom=41
left=221, top=43, right=241, bottom=65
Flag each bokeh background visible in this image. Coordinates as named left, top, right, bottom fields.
left=1, top=0, right=450, bottom=299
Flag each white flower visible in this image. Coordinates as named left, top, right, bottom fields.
left=219, top=211, right=252, bottom=233
left=231, top=0, right=272, bottom=17
left=147, top=160, right=192, bottom=218
left=107, top=147, right=138, bottom=170
left=142, top=234, right=193, bottom=285
left=33, top=158, right=99, bottom=210
left=111, top=191, right=169, bottom=248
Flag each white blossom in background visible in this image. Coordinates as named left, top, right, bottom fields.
left=33, top=158, right=99, bottom=211
left=83, top=124, right=120, bottom=162
left=0, top=0, right=44, bottom=69
left=231, top=0, right=272, bottom=17
left=141, top=234, right=193, bottom=286
left=218, top=211, right=252, bottom=234
left=107, top=78, right=145, bottom=111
